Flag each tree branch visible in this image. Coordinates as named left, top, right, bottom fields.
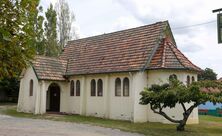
left=151, top=104, right=181, bottom=123
left=181, top=103, right=186, bottom=112
left=186, top=103, right=199, bottom=115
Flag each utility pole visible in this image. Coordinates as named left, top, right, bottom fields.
left=212, top=8, right=222, bottom=44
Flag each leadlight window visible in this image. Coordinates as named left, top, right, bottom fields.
left=115, top=78, right=121, bottom=96
left=123, top=77, right=129, bottom=96
left=29, top=79, right=33, bottom=96
left=97, top=79, right=103, bottom=96
left=70, top=80, right=74, bottom=96
left=187, top=76, right=190, bottom=85
left=76, top=80, right=80, bottom=96
left=91, top=79, right=96, bottom=96
left=192, top=76, right=195, bottom=82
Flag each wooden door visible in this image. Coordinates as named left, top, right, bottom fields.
left=49, top=85, right=60, bottom=112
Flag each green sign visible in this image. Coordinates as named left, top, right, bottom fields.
left=217, top=13, right=222, bottom=43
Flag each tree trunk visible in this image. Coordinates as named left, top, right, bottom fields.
left=176, top=114, right=189, bottom=131
left=150, top=103, right=198, bottom=131
left=177, top=121, right=185, bottom=131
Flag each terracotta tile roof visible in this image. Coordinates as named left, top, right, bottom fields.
left=31, top=21, right=201, bottom=80
left=149, top=38, right=202, bottom=71
left=200, top=87, right=221, bottom=93
left=60, top=21, right=167, bottom=75
left=31, top=56, right=67, bottom=81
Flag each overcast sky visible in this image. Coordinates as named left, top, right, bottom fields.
left=41, top=0, right=222, bottom=78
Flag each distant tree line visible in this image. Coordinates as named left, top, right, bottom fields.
left=0, top=0, right=77, bottom=102
left=198, top=68, right=217, bottom=81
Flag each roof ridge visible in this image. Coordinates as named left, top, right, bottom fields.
left=161, top=42, right=167, bottom=68
left=166, top=39, right=201, bottom=71
left=166, top=40, right=187, bottom=69
left=141, top=21, right=167, bottom=71
left=65, top=59, right=69, bottom=74
left=66, top=21, right=168, bottom=44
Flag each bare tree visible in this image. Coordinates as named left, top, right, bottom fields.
left=55, top=0, right=78, bottom=50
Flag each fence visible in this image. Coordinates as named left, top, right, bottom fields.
left=199, top=108, right=222, bottom=117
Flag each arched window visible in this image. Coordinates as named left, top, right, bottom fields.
left=97, top=79, right=103, bottom=96
left=76, top=80, right=80, bottom=96
left=91, top=79, right=96, bottom=96
left=192, top=76, right=195, bottom=82
left=169, top=74, right=177, bottom=84
left=123, top=77, right=129, bottom=96
left=70, top=80, right=74, bottom=96
left=29, top=79, right=33, bottom=96
left=115, top=78, right=121, bottom=96
left=169, top=74, right=177, bottom=81
left=187, top=75, right=190, bottom=85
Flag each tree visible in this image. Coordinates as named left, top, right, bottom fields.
left=0, top=77, right=19, bottom=102
left=55, top=0, right=77, bottom=50
left=44, top=4, right=59, bottom=57
left=0, top=0, right=42, bottom=79
left=34, top=6, right=45, bottom=55
left=140, top=79, right=222, bottom=131
left=198, top=68, right=217, bottom=81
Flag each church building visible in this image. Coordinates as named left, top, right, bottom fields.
left=18, top=21, right=201, bottom=123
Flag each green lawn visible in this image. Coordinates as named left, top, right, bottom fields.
left=1, top=106, right=222, bottom=136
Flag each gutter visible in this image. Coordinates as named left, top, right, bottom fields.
left=31, top=65, right=40, bottom=80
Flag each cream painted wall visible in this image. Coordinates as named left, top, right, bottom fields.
left=17, top=67, right=39, bottom=113
left=39, top=80, right=69, bottom=114
left=132, top=72, right=148, bottom=122
left=108, top=73, right=133, bottom=120
left=147, top=70, right=199, bottom=124
left=85, top=75, right=106, bottom=118
left=57, top=73, right=134, bottom=120
left=64, top=77, right=82, bottom=114
left=18, top=68, right=199, bottom=124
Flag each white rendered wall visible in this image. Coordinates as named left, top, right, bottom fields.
left=63, top=77, right=82, bottom=114
left=17, top=67, right=39, bottom=113
left=17, top=68, right=198, bottom=124
left=85, top=75, right=106, bottom=118
left=147, top=70, right=199, bottom=124
left=64, top=73, right=134, bottom=120
left=132, top=72, right=148, bottom=122
left=108, top=73, right=133, bottom=121
left=38, top=80, right=69, bottom=114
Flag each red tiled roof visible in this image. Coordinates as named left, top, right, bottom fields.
left=60, top=21, right=167, bottom=75
left=31, top=21, right=201, bottom=80
left=200, top=87, right=221, bottom=93
left=32, top=56, right=67, bottom=81
left=149, top=38, right=201, bottom=71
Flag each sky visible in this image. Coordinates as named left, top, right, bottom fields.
left=41, top=0, right=222, bottom=78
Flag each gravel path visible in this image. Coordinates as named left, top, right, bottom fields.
left=0, top=114, right=143, bottom=136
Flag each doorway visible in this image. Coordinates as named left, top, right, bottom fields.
left=46, top=83, right=60, bottom=112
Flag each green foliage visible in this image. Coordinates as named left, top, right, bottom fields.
left=44, top=4, right=59, bottom=57
left=34, top=6, right=45, bottom=55
left=0, top=0, right=42, bottom=79
left=140, top=79, right=222, bottom=131
left=0, top=77, right=19, bottom=102
left=198, top=68, right=217, bottom=81
left=140, top=80, right=222, bottom=108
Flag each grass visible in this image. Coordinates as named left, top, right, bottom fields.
left=1, top=105, right=222, bottom=136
